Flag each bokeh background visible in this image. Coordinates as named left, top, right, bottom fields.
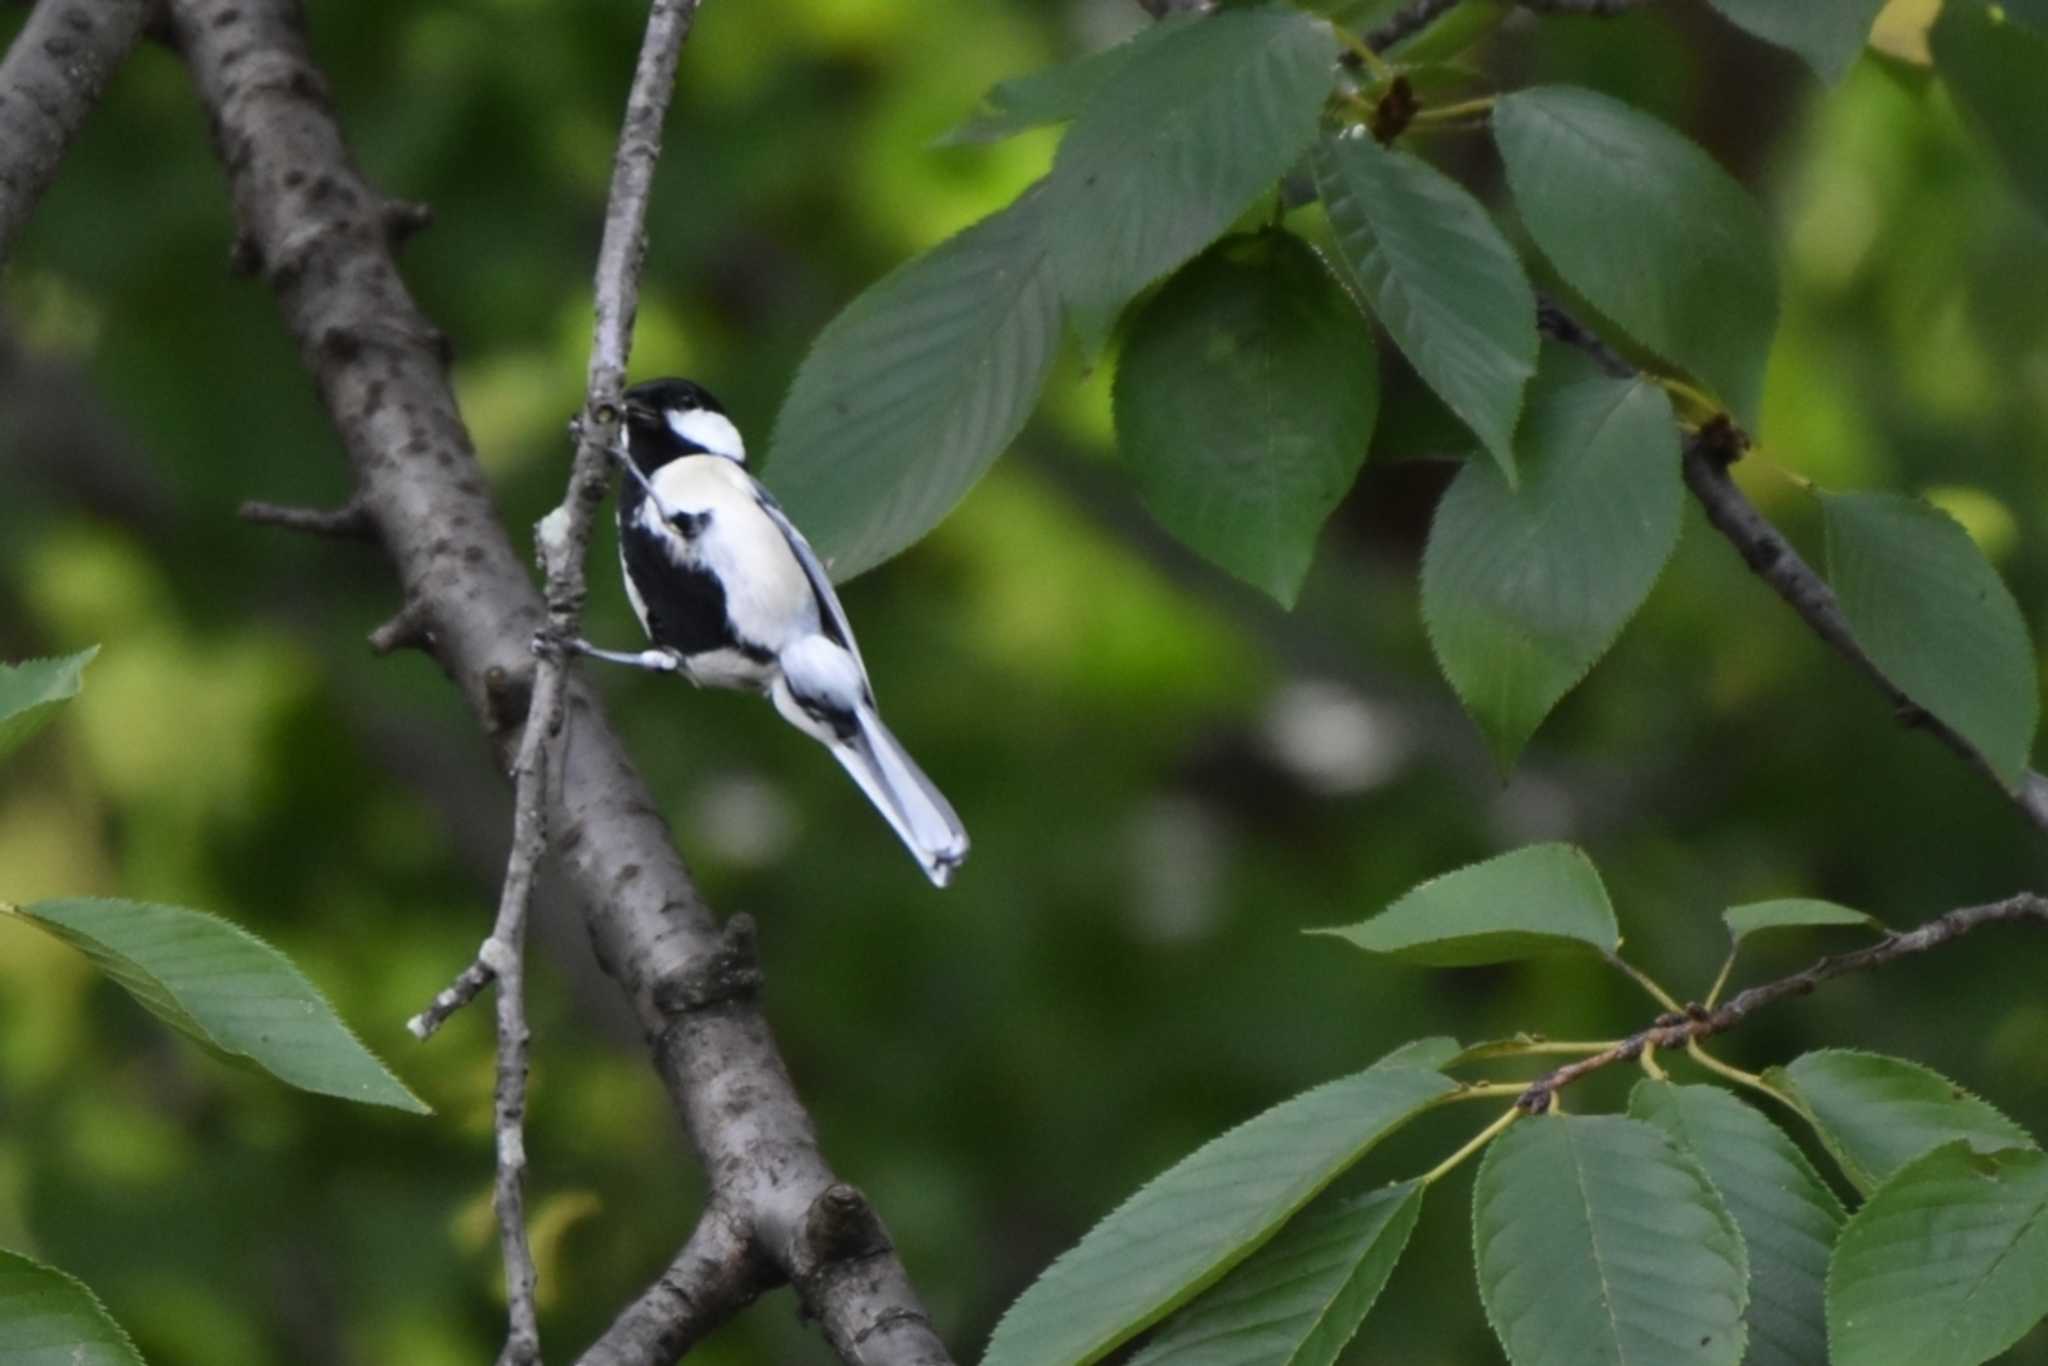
left=3, top=0, right=2047, bottom=1361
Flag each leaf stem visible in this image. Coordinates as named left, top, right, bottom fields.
left=1603, top=951, right=1685, bottom=1014
left=1444, top=1081, right=1531, bottom=1101
left=1702, top=947, right=1738, bottom=1010
left=1336, top=26, right=1396, bottom=81
left=1684, top=1040, right=1788, bottom=1109
left=1653, top=374, right=1721, bottom=422
left=1411, top=94, right=1496, bottom=123
left=1420, top=1105, right=1520, bottom=1186
left=1454, top=1037, right=1620, bottom=1061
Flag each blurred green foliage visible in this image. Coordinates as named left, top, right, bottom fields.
left=2, top=1, right=2046, bottom=1362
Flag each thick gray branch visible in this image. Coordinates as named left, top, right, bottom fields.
left=0, top=0, right=153, bottom=263
left=1518, top=892, right=2048, bottom=1111
left=167, top=1, right=955, bottom=1362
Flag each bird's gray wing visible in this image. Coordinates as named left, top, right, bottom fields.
left=749, top=480, right=870, bottom=684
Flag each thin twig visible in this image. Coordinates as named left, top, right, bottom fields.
left=1516, top=892, right=2048, bottom=1112
left=239, top=497, right=377, bottom=541
left=0, top=0, right=154, bottom=264
left=400, top=3, right=702, bottom=1360
left=1534, top=301, right=2048, bottom=836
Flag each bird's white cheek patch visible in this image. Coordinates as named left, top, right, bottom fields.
left=667, top=408, right=746, bottom=462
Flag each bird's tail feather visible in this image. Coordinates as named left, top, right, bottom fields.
left=828, top=706, right=969, bottom=887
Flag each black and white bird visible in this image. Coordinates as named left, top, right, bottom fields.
left=566, top=377, right=969, bottom=887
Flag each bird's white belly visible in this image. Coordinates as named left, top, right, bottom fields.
left=649, top=456, right=817, bottom=652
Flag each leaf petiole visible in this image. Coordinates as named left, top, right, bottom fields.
left=1419, top=1105, right=1520, bottom=1186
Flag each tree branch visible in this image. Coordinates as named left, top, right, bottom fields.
left=1533, top=303, right=2048, bottom=837
left=574, top=1206, right=768, bottom=1366
left=1364, top=0, right=1657, bottom=52
left=0, top=0, right=154, bottom=264
left=239, top=497, right=377, bottom=541
left=1516, top=892, right=2048, bottom=1111
left=167, top=1, right=957, bottom=1362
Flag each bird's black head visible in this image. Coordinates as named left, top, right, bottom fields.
left=621, top=377, right=746, bottom=471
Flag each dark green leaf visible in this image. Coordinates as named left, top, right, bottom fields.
left=8, top=899, right=429, bottom=1113
left=1314, top=842, right=1619, bottom=965
left=1126, top=1182, right=1424, bottom=1366
left=1722, top=898, right=1881, bottom=944
left=1420, top=354, right=1680, bottom=766
left=937, top=18, right=1195, bottom=146
left=981, top=1066, right=1454, bottom=1366
left=1768, top=1050, right=2034, bottom=1193
left=1828, top=1142, right=2048, bottom=1366
left=1631, top=1082, right=1844, bottom=1366
left=1932, top=2, right=2048, bottom=225
left=1704, top=0, right=1889, bottom=82
left=1370, top=1036, right=1464, bottom=1071
left=765, top=189, right=1061, bottom=582
left=1821, top=490, right=2038, bottom=789
left=1313, top=132, right=1535, bottom=480
left=0, top=1250, right=145, bottom=1366
left=1474, top=1114, right=1749, bottom=1366
left=1493, top=85, right=1779, bottom=427
left=1114, top=232, right=1377, bottom=606
left=0, top=647, right=97, bottom=764
left=1044, top=5, right=1339, bottom=352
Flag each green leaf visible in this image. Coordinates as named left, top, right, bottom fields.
left=1370, top=1036, right=1464, bottom=1071
left=1704, top=0, right=1890, bottom=82
left=1125, top=1182, right=1424, bottom=1366
left=1767, top=1050, right=2033, bottom=1193
left=1630, top=1083, right=1844, bottom=1366
left=1044, top=5, right=1340, bottom=352
left=1932, top=2, right=2048, bottom=226
left=0, top=1250, right=145, bottom=1366
left=1113, top=232, right=1378, bottom=606
left=980, top=1066, right=1454, bottom=1366
left=0, top=647, right=97, bottom=763
left=7, top=899, right=429, bottom=1113
left=1313, top=132, right=1535, bottom=481
left=1722, top=898, right=1881, bottom=944
left=1820, top=490, right=2039, bottom=789
left=1419, top=355, right=1679, bottom=766
left=1493, top=85, right=1778, bottom=427
left=1314, top=842, right=1619, bottom=965
left=937, top=18, right=1194, bottom=146
left=1474, top=1114, right=1749, bottom=1366
left=1827, top=1142, right=2048, bottom=1366
left=764, top=188, right=1061, bottom=582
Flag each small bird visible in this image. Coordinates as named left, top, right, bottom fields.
left=563, top=377, right=969, bottom=887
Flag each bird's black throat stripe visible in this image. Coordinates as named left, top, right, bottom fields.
left=619, top=481, right=774, bottom=665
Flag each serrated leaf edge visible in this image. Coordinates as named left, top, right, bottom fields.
left=10, top=897, right=430, bottom=1114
